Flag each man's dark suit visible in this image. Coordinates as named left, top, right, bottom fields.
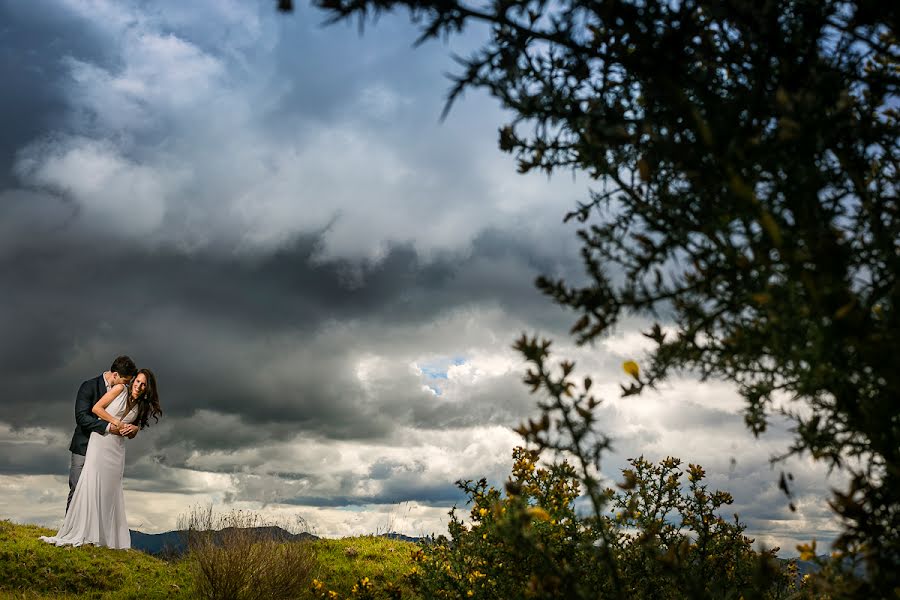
left=70, top=375, right=109, bottom=454
left=66, top=375, right=109, bottom=511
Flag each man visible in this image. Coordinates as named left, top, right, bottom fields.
left=66, top=355, right=139, bottom=513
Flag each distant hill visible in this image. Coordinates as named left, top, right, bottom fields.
left=130, top=526, right=318, bottom=557
left=779, top=555, right=867, bottom=581
left=379, top=531, right=424, bottom=544
left=129, top=527, right=426, bottom=556
left=789, top=557, right=820, bottom=576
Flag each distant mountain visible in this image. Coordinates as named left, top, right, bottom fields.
left=779, top=555, right=867, bottom=580
left=379, top=532, right=423, bottom=544
left=129, top=529, right=186, bottom=557
left=790, top=557, right=820, bottom=577
left=129, top=526, right=318, bottom=557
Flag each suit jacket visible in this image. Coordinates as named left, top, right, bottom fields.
left=68, top=375, right=109, bottom=455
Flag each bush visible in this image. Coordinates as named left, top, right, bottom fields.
left=181, top=506, right=317, bottom=600
left=407, top=449, right=793, bottom=600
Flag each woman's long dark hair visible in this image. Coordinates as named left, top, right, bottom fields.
left=131, top=368, right=162, bottom=429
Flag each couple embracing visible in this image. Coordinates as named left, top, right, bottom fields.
left=41, top=355, right=162, bottom=550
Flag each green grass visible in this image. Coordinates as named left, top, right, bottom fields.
left=309, top=536, right=420, bottom=598
left=0, top=521, right=419, bottom=599
left=0, top=521, right=193, bottom=599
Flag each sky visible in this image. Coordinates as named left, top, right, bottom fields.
left=0, top=0, right=844, bottom=555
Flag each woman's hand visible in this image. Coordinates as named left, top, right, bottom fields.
left=119, top=423, right=138, bottom=437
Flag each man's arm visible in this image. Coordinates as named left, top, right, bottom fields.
left=75, top=380, right=110, bottom=436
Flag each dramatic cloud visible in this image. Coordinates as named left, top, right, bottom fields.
left=0, top=0, right=841, bottom=555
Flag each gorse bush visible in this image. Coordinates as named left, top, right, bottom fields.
left=307, top=445, right=797, bottom=599
left=408, top=449, right=589, bottom=599
left=181, top=505, right=317, bottom=600
left=606, top=457, right=790, bottom=599
left=513, top=338, right=881, bottom=598
left=407, top=449, right=793, bottom=600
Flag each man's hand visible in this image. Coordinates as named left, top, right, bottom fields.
left=109, top=424, right=121, bottom=436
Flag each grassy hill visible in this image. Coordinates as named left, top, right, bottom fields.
left=0, top=520, right=418, bottom=599
left=0, top=521, right=194, bottom=599
left=312, top=536, right=420, bottom=598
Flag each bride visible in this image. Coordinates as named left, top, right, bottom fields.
left=41, top=368, right=162, bottom=549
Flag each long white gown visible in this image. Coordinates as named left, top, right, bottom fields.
left=41, top=386, right=137, bottom=549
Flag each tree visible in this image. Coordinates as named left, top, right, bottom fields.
left=285, top=0, right=899, bottom=590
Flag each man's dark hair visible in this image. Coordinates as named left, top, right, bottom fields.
left=109, top=355, right=137, bottom=378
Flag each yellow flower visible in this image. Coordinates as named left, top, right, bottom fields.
left=622, top=360, right=640, bottom=379
left=527, top=506, right=551, bottom=522
left=797, top=540, right=817, bottom=561
left=687, top=464, right=705, bottom=482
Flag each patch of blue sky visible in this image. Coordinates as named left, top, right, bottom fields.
left=419, top=366, right=449, bottom=380
left=417, top=355, right=468, bottom=396
left=417, top=355, right=467, bottom=380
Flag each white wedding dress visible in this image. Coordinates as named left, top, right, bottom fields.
left=41, top=386, right=136, bottom=549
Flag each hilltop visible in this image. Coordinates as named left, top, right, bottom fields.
left=0, top=520, right=194, bottom=599
left=0, top=520, right=418, bottom=599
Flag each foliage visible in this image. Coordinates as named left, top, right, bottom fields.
left=181, top=506, right=317, bottom=600
left=791, top=541, right=872, bottom=599
left=405, top=449, right=793, bottom=600
left=0, top=520, right=193, bottom=599
left=295, top=0, right=900, bottom=589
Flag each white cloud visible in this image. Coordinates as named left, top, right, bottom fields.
left=14, top=0, right=581, bottom=262
left=16, top=136, right=171, bottom=236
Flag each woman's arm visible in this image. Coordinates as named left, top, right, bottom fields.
left=92, top=384, right=128, bottom=429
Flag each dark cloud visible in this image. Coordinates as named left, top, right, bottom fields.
left=0, top=222, right=570, bottom=454
left=0, top=440, right=68, bottom=476
left=0, top=2, right=115, bottom=187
